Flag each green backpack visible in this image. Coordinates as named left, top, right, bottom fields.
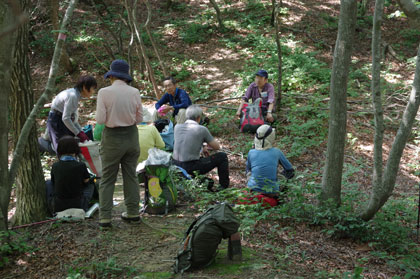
left=141, top=165, right=178, bottom=215
left=173, top=203, right=240, bottom=273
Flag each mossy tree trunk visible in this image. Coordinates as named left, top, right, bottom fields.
left=9, top=0, right=47, bottom=226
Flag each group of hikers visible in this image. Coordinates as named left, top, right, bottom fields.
left=42, top=59, right=294, bottom=227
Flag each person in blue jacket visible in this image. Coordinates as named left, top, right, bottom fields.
left=246, top=124, right=294, bottom=197
left=154, top=77, right=192, bottom=124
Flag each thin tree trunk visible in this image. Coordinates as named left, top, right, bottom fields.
left=271, top=0, right=276, bottom=26
left=209, top=0, right=225, bottom=30
left=144, top=0, right=168, bottom=77
left=125, top=0, right=160, bottom=98
left=10, top=0, right=47, bottom=226
left=8, top=0, right=78, bottom=193
left=368, top=0, right=385, bottom=218
left=49, top=0, right=74, bottom=73
left=274, top=0, right=282, bottom=108
left=0, top=1, right=17, bottom=231
left=361, top=44, right=420, bottom=220
left=320, top=0, right=358, bottom=206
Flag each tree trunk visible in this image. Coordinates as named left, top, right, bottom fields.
left=125, top=0, right=160, bottom=98
left=271, top=0, right=276, bottom=26
left=274, top=0, right=282, bottom=108
left=9, top=0, right=47, bottom=226
left=361, top=44, right=420, bottom=220
left=209, top=0, right=225, bottom=30
left=8, top=0, right=78, bottom=196
left=367, top=0, right=385, bottom=218
left=49, top=0, right=74, bottom=73
left=0, top=1, right=17, bottom=231
left=144, top=0, right=168, bottom=77
left=395, top=0, right=420, bottom=29
left=320, top=0, right=358, bottom=206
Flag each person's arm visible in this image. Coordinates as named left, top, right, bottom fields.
left=155, top=94, right=168, bottom=110
left=135, top=94, right=143, bottom=124
left=96, top=90, right=106, bottom=125
left=172, top=90, right=191, bottom=109
left=236, top=85, right=252, bottom=117
left=277, top=149, right=294, bottom=179
left=203, top=127, right=219, bottom=150
left=82, top=165, right=90, bottom=184
left=266, top=84, right=275, bottom=121
left=246, top=154, right=251, bottom=174
left=62, top=95, right=82, bottom=135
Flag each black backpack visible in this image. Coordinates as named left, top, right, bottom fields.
left=173, top=203, right=240, bottom=273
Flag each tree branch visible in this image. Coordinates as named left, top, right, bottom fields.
left=8, top=0, right=78, bottom=189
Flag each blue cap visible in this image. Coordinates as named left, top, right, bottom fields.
left=255, top=69, right=268, bottom=79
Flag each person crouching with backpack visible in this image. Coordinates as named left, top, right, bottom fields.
left=46, top=136, right=94, bottom=214
left=246, top=125, right=294, bottom=199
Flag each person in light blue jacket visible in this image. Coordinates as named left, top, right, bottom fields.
left=246, top=125, right=294, bottom=196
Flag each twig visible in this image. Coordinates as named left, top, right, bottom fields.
left=199, top=104, right=236, bottom=110
left=202, top=97, right=242, bottom=105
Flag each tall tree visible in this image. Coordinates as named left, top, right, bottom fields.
left=274, top=0, right=283, bottom=107
left=49, top=0, right=74, bottom=73
left=0, top=0, right=18, bottom=231
left=320, top=0, right=358, bottom=206
left=395, top=0, right=420, bottom=29
left=4, top=0, right=78, bottom=230
left=9, top=0, right=47, bottom=225
left=209, top=0, right=225, bottom=30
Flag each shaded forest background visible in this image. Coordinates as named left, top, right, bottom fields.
left=2, top=0, right=420, bottom=278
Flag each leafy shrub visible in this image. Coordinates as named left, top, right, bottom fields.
left=180, top=23, right=212, bottom=44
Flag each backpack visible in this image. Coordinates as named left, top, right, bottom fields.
left=154, top=119, right=174, bottom=151
left=240, top=98, right=264, bottom=133
left=174, top=203, right=240, bottom=273
left=142, top=165, right=177, bottom=215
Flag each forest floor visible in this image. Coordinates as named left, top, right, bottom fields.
left=3, top=0, right=420, bottom=278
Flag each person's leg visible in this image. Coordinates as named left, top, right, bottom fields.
left=192, top=152, right=230, bottom=188
left=120, top=126, right=141, bottom=219
left=98, top=128, right=123, bottom=224
left=175, top=109, right=187, bottom=124
left=81, top=183, right=95, bottom=211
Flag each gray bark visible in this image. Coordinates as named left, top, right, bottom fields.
left=361, top=44, right=420, bottom=220
left=370, top=0, right=385, bottom=207
left=0, top=1, right=17, bottom=231
left=395, top=0, right=420, bottom=29
left=125, top=0, right=161, bottom=99
left=209, top=0, right=225, bottom=30
left=10, top=0, right=47, bottom=226
left=274, top=0, right=282, bottom=107
left=8, top=0, right=78, bottom=193
left=144, top=0, right=168, bottom=77
left=320, top=0, right=358, bottom=205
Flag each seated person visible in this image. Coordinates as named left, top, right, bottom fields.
left=47, top=75, right=97, bottom=151
left=236, top=69, right=275, bottom=123
left=46, top=136, right=94, bottom=214
left=154, top=77, right=192, bottom=124
left=246, top=125, right=294, bottom=197
left=137, top=111, right=165, bottom=163
left=172, top=105, right=229, bottom=191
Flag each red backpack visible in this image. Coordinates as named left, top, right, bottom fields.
left=240, top=98, right=264, bottom=133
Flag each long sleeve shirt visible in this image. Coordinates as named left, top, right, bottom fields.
left=243, top=82, right=275, bottom=111
left=51, top=88, right=82, bottom=135
left=96, top=80, right=143, bottom=128
left=155, top=88, right=192, bottom=116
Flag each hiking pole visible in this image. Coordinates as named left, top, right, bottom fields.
left=417, top=182, right=420, bottom=242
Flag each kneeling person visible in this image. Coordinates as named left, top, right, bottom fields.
left=173, top=105, right=229, bottom=191
left=246, top=125, right=294, bottom=197
left=47, top=136, right=94, bottom=214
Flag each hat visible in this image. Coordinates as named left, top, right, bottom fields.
left=104, top=59, right=133, bottom=82
left=255, top=69, right=268, bottom=79
left=254, top=124, right=275, bottom=150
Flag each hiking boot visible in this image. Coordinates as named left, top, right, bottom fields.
left=121, top=212, right=140, bottom=222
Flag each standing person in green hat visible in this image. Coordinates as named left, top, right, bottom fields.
left=96, top=59, right=143, bottom=227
